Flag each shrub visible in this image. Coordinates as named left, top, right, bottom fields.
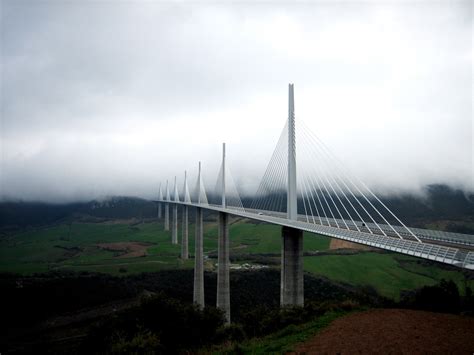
left=81, top=293, right=225, bottom=353
left=400, top=279, right=461, bottom=313
left=110, top=328, right=162, bottom=354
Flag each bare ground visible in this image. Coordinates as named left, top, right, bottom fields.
left=96, top=242, right=154, bottom=258
left=329, top=238, right=374, bottom=250
left=294, top=309, right=474, bottom=354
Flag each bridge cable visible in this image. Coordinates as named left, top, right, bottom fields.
left=252, top=122, right=288, bottom=213
left=301, top=173, right=317, bottom=224
left=302, top=173, right=323, bottom=225
left=299, top=128, right=347, bottom=229
left=251, top=123, right=286, bottom=211
left=300, top=127, right=356, bottom=230
left=304, top=123, right=403, bottom=238
left=300, top=121, right=386, bottom=235
left=301, top=120, right=407, bottom=239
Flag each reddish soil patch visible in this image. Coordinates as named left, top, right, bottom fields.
left=329, top=238, right=373, bottom=250
left=96, top=242, right=153, bottom=258
left=294, top=309, right=474, bottom=354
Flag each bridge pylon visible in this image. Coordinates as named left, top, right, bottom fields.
left=164, top=180, right=170, bottom=231
left=193, top=162, right=205, bottom=308
left=157, top=183, right=163, bottom=219
left=217, top=143, right=231, bottom=323
left=181, top=171, right=190, bottom=259
left=281, top=83, right=304, bottom=307
left=172, top=176, right=179, bottom=244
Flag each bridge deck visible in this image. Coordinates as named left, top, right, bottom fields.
left=154, top=200, right=474, bottom=270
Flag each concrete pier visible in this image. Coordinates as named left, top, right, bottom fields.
left=193, top=207, right=205, bottom=308
left=164, top=203, right=169, bottom=230
left=181, top=205, right=189, bottom=259
left=217, top=211, right=230, bottom=323
left=172, top=204, right=178, bottom=244
left=280, top=226, right=304, bottom=306
left=171, top=177, right=179, bottom=244
left=158, top=183, right=163, bottom=219
left=164, top=180, right=170, bottom=231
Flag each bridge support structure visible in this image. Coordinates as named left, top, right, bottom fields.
left=181, top=206, right=189, bottom=259
left=181, top=171, right=191, bottom=259
left=217, top=143, right=231, bottom=323
left=172, top=205, right=178, bottom=244
left=281, top=226, right=304, bottom=306
left=193, top=163, right=205, bottom=308
left=157, top=183, right=163, bottom=219
left=172, top=177, right=179, bottom=244
left=164, top=180, right=170, bottom=231
left=280, top=83, right=304, bottom=307
left=164, top=204, right=169, bottom=230
left=217, top=211, right=230, bottom=323
left=193, top=207, right=205, bottom=307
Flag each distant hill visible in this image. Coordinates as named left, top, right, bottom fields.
left=384, top=185, right=473, bottom=220
left=0, top=197, right=157, bottom=230
left=0, top=184, right=473, bottom=233
left=381, top=185, right=474, bottom=233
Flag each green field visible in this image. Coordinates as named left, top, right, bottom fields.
left=0, top=218, right=330, bottom=275
left=0, top=218, right=471, bottom=301
left=0, top=221, right=187, bottom=275
left=304, top=252, right=473, bottom=300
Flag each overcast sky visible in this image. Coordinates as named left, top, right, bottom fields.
left=0, top=0, right=472, bottom=202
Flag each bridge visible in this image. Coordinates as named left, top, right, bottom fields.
left=154, top=84, right=474, bottom=323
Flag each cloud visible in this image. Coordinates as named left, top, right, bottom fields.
left=0, top=0, right=472, bottom=202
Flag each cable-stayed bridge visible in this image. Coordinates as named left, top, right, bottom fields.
left=154, top=84, right=474, bottom=323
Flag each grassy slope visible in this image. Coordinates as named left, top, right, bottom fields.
left=304, top=252, right=473, bottom=300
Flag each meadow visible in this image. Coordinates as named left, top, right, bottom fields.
left=0, top=217, right=471, bottom=301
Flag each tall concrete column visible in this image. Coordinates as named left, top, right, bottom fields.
left=217, top=143, right=230, bottom=323
left=217, top=211, right=230, bottom=323
left=281, top=226, right=304, bottom=306
left=172, top=204, right=178, bottom=244
left=181, top=206, right=189, bottom=259
left=172, top=176, right=179, bottom=244
left=181, top=170, right=191, bottom=259
left=281, top=83, right=304, bottom=307
left=164, top=203, right=169, bottom=230
left=164, top=180, right=170, bottom=231
left=158, top=183, right=163, bottom=219
left=193, top=207, right=205, bottom=308
left=193, top=162, right=205, bottom=308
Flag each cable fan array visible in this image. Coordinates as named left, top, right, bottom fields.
left=214, top=162, right=246, bottom=212
left=249, top=119, right=420, bottom=242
